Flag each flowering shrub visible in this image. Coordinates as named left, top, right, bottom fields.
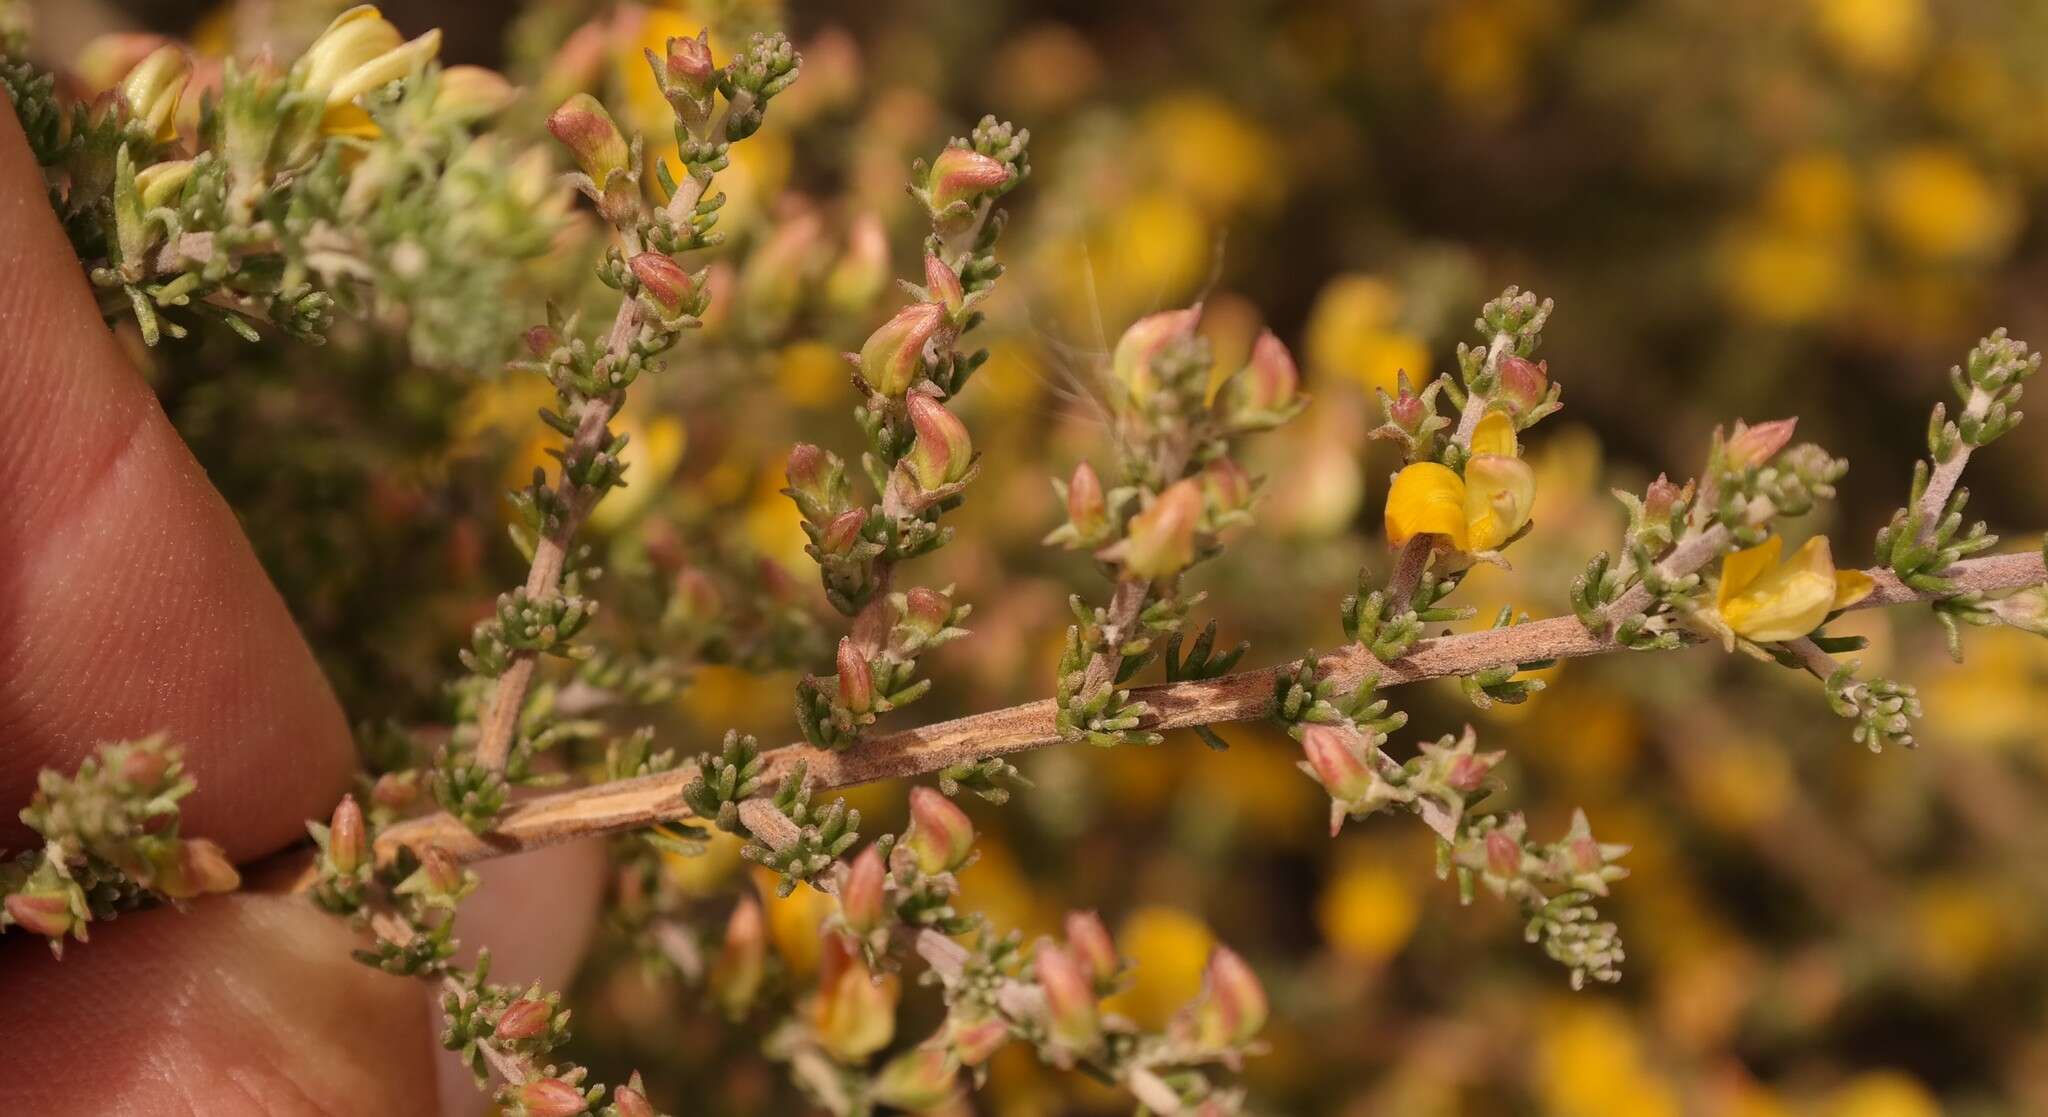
left=3, top=2, right=2048, bottom=1115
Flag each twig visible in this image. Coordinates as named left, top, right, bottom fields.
left=376, top=550, right=2046, bottom=866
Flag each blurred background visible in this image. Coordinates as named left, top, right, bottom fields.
left=17, top=0, right=2048, bottom=1114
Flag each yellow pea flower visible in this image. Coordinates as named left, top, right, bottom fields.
left=1716, top=535, right=1875, bottom=643
left=298, top=5, right=442, bottom=139
left=1383, top=422, right=1536, bottom=554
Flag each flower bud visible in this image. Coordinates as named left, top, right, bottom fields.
left=516, top=1077, right=587, bottom=1117
left=669, top=568, right=723, bottom=630
left=1445, top=751, right=1498, bottom=793
left=1113, top=479, right=1202, bottom=580
left=433, top=65, right=516, bottom=122
left=1200, top=458, right=1254, bottom=520
left=1387, top=386, right=1428, bottom=431
left=840, top=846, right=888, bottom=934
left=1229, top=329, right=1301, bottom=420
left=547, top=93, right=630, bottom=184
left=925, top=254, right=965, bottom=318
left=612, top=1079, right=656, bottom=1117
left=1496, top=355, right=1549, bottom=415
left=923, top=147, right=1012, bottom=214
left=76, top=33, right=172, bottom=94
left=117, top=744, right=170, bottom=790
left=1035, top=941, right=1100, bottom=1049
left=369, top=771, right=419, bottom=811
left=857, top=302, right=945, bottom=398
left=949, top=1014, right=1010, bottom=1065
left=630, top=252, right=697, bottom=318
left=1112, top=308, right=1199, bottom=405
left=871, top=1046, right=960, bottom=1111
left=4, top=890, right=74, bottom=939
left=120, top=45, right=191, bottom=143
left=1723, top=417, right=1798, bottom=471
left=905, top=393, right=974, bottom=491
left=1192, top=946, right=1267, bottom=1048
left=1484, top=829, right=1522, bottom=879
left=713, top=896, right=766, bottom=1017
left=495, top=997, right=552, bottom=1042
left=901, top=587, right=953, bottom=641
left=814, top=933, right=899, bottom=1062
left=329, top=795, right=367, bottom=875
left=906, top=786, right=975, bottom=874
left=1065, top=462, right=1108, bottom=540
left=176, top=838, right=241, bottom=896
left=836, top=638, right=875, bottom=715
left=1643, top=473, right=1688, bottom=520
left=1064, top=910, right=1119, bottom=987
left=785, top=443, right=840, bottom=520
left=134, top=160, right=195, bottom=209
left=818, top=507, right=868, bottom=557
left=1300, top=723, right=1374, bottom=802
left=523, top=325, right=561, bottom=358
left=664, top=32, right=718, bottom=99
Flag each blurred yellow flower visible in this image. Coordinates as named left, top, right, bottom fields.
left=1809, top=0, right=1927, bottom=77
left=1763, top=153, right=1860, bottom=238
left=1103, top=906, right=1214, bottom=1029
left=1425, top=0, right=1557, bottom=118
left=1874, top=145, right=2019, bottom=263
left=586, top=413, right=686, bottom=532
left=1318, top=855, right=1419, bottom=964
left=1919, top=627, right=2048, bottom=751
left=1909, top=875, right=2013, bottom=984
left=659, top=828, right=744, bottom=896
left=1685, top=736, right=1793, bottom=833
left=1715, top=535, right=1872, bottom=643
left=1305, top=275, right=1430, bottom=398
left=1106, top=191, right=1210, bottom=308
left=1715, top=223, right=1851, bottom=324
left=1143, top=93, right=1284, bottom=214
left=775, top=340, right=846, bottom=409
left=1821, top=1072, right=1942, bottom=1117
left=754, top=866, right=835, bottom=977
left=1537, top=1001, right=1683, bottom=1117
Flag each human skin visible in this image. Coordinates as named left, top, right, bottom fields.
left=0, top=98, right=601, bottom=1116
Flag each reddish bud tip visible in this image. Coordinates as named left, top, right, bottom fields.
left=1496, top=355, right=1550, bottom=415
left=4, top=891, right=74, bottom=938
left=1724, top=417, right=1798, bottom=471
left=629, top=252, right=696, bottom=317
left=924, top=146, right=1012, bottom=214
left=840, top=845, right=888, bottom=934
left=329, top=795, right=366, bottom=875
left=495, top=997, right=552, bottom=1042
left=905, top=392, right=974, bottom=491
left=1113, top=479, right=1202, bottom=580
left=547, top=92, right=628, bottom=183
left=835, top=637, right=875, bottom=714
left=516, top=1077, right=588, bottom=1117
left=1035, top=941, right=1100, bottom=1049
left=858, top=301, right=946, bottom=398
left=924, top=254, right=965, bottom=317
left=1300, top=724, right=1375, bottom=802
left=1064, top=910, right=1119, bottom=986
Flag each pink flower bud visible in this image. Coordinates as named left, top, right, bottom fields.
left=495, top=997, right=552, bottom=1042
left=713, top=896, right=765, bottom=1017
left=523, top=325, right=560, bottom=358
left=818, top=507, right=868, bottom=557
left=858, top=302, right=945, bottom=397
left=516, top=1077, right=587, bottom=1117
left=1300, top=723, right=1374, bottom=802
left=1200, top=457, right=1254, bottom=518
left=1112, top=308, right=1200, bottom=404
left=118, top=744, right=169, bottom=789
left=786, top=443, right=836, bottom=511
left=612, top=1081, right=656, bottom=1117
left=671, top=567, right=723, bottom=626
left=329, top=795, right=366, bottom=875
left=1230, top=329, right=1301, bottom=418
left=923, top=146, right=1012, bottom=214
left=947, top=1014, right=1010, bottom=1065
left=901, top=587, right=953, bottom=639
left=1643, top=473, right=1687, bottom=520
left=1193, top=945, right=1267, bottom=1047
left=371, top=771, right=419, bottom=811
left=664, top=32, right=717, bottom=98
left=1723, top=417, right=1798, bottom=471
left=906, top=786, right=975, bottom=874
left=1569, top=835, right=1605, bottom=875
left=629, top=252, right=696, bottom=317
left=925, top=254, right=965, bottom=317
left=1496, top=355, right=1549, bottom=415
left=871, top=1046, right=960, bottom=1111
left=1064, top=910, right=1119, bottom=986
left=905, top=393, right=974, bottom=491
left=1388, top=385, right=1427, bottom=431
left=840, top=845, right=888, bottom=934
left=1445, top=752, right=1496, bottom=793
left=547, top=92, right=628, bottom=184
left=1113, top=479, right=1203, bottom=580
left=4, top=890, right=74, bottom=938
left=1066, top=462, right=1108, bottom=539
left=1035, top=941, right=1100, bottom=1049
left=177, top=838, right=241, bottom=896
left=836, top=638, right=875, bottom=715
left=420, top=846, right=465, bottom=893
left=1484, top=829, right=1522, bottom=879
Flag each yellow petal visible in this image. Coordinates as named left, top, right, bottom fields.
left=1719, top=535, right=1839, bottom=642
left=1462, top=453, right=1536, bottom=551
left=319, top=102, right=381, bottom=139
left=326, top=29, right=441, bottom=107
left=1470, top=410, right=1519, bottom=459
left=1833, top=568, right=1875, bottom=609
left=1716, top=535, right=1784, bottom=613
left=1385, top=462, right=1467, bottom=550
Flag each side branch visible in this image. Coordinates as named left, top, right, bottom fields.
left=377, top=550, right=2046, bottom=864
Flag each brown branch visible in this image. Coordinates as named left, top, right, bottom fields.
left=377, top=549, right=2046, bottom=866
